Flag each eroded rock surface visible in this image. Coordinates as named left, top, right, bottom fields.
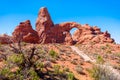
left=2, top=7, right=114, bottom=45
left=12, top=20, right=39, bottom=43
left=73, top=24, right=114, bottom=44
left=0, top=34, right=12, bottom=44
left=36, top=7, right=54, bottom=43
left=35, top=7, right=114, bottom=44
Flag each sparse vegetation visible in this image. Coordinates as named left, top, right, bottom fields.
left=0, top=38, right=120, bottom=80
left=96, top=55, right=104, bottom=64
left=0, top=42, right=78, bottom=80
left=67, top=72, right=74, bottom=80
left=87, top=55, right=116, bottom=80
left=49, top=49, right=58, bottom=59
left=53, top=64, right=61, bottom=74
left=88, top=65, right=111, bottom=80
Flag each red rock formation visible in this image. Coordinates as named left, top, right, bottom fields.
left=73, top=24, right=114, bottom=44
left=36, top=7, right=54, bottom=43
left=12, top=20, right=39, bottom=43
left=11, top=7, right=115, bottom=45
left=35, top=7, right=114, bottom=45
left=36, top=7, right=82, bottom=44
left=64, top=31, right=73, bottom=45
left=0, top=34, right=12, bottom=44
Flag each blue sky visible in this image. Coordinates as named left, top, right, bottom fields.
left=0, top=0, right=120, bottom=43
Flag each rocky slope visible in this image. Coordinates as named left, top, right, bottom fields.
left=0, top=43, right=93, bottom=80
left=0, top=42, right=120, bottom=80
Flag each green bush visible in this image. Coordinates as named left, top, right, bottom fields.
left=96, top=55, right=104, bottom=64
left=28, top=68, right=39, bottom=80
left=0, top=67, right=10, bottom=76
left=35, top=62, right=44, bottom=71
left=0, top=44, right=78, bottom=80
left=49, top=50, right=58, bottom=58
left=0, top=67, right=23, bottom=80
left=63, top=67, right=70, bottom=72
left=67, top=72, right=74, bottom=80
left=8, top=54, right=24, bottom=65
left=53, top=64, right=60, bottom=74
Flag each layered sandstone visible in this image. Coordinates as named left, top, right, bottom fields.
left=35, top=7, right=114, bottom=45
left=36, top=7, right=54, bottom=43
left=73, top=24, right=114, bottom=44
left=12, top=20, right=39, bottom=43
left=0, top=7, right=114, bottom=45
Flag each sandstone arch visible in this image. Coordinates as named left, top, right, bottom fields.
left=10, top=7, right=114, bottom=45
left=54, top=22, right=82, bottom=45
left=35, top=7, right=83, bottom=44
left=35, top=7, right=114, bottom=45
left=36, top=20, right=83, bottom=44
left=58, top=22, right=82, bottom=31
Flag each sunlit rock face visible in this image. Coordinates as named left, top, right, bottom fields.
left=72, top=25, right=114, bottom=44
left=35, top=7, right=114, bottom=45
left=12, top=20, right=39, bottom=43
left=10, top=7, right=114, bottom=45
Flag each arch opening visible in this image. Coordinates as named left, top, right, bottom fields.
left=70, top=28, right=79, bottom=44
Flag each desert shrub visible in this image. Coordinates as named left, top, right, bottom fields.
left=8, top=54, right=24, bottom=65
left=53, top=64, right=61, bottom=74
left=0, top=66, right=24, bottom=80
left=0, top=67, right=11, bottom=77
left=28, top=68, right=39, bottom=80
left=35, top=61, right=44, bottom=71
left=58, top=69, right=65, bottom=75
left=96, top=55, right=104, bottom=64
left=49, top=50, right=58, bottom=58
left=0, top=42, right=78, bottom=80
left=87, top=55, right=116, bottom=80
left=63, top=67, right=70, bottom=72
left=88, top=65, right=112, bottom=80
left=0, top=45, right=40, bottom=80
left=67, top=72, right=74, bottom=80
